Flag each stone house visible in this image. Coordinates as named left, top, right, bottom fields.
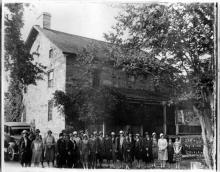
left=24, top=13, right=201, bottom=140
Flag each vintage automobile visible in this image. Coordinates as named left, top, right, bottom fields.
left=4, top=122, right=31, bottom=161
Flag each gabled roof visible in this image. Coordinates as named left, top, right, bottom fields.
left=26, top=25, right=108, bottom=54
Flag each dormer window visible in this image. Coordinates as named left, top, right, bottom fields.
left=49, top=48, right=53, bottom=58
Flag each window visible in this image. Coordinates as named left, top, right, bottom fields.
left=48, top=100, right=53, bottom=121
left=48, top=70, right=54, bottom=88
left=49, top=49, right=53, bottom=58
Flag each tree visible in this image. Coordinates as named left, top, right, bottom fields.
left=104, top=3, right=216, bottom=169
left=4, top=3, right=45, bottom=121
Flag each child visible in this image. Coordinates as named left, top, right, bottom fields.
left=173, top=136, right=182, bottom=169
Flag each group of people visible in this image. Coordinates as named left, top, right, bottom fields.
left=18, top=129, right=183, bottom=169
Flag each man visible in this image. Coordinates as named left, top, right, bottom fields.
left=19, top=130, right=32, bottom=167
left=56, top=133, right=66, bottom=168
left=117, top=130, right=125, bottom=168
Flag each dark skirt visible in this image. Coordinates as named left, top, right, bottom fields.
left=134, top=150, right=142, bottom=160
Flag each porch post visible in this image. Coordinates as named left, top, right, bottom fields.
left=102, top=121, right=105, bottom=137
left=162, top=101, right=167, bottom=135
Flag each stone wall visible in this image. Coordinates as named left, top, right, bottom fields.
left=23, top=33, right=66, bottom=139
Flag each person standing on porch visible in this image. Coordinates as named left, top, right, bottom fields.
left=44, top=130, right=55, bottom=167
left=111, top=132, right=117, bottom=168
left=167, top=137, right=174, bottom=168
left=117, top=130, right=125, bottom=169
left=158, top=133, right=168, bottom=168
left=142, top=132, right=152, bottom=167
left=89, top=132, right=97, bottom=169
left=104, top=134, right=112, bottom=168
left=97, top=131, right=105, bottom=168
left=80, top=134, right=89, bottom=169
left=151, top=132, right=158, bottom=168
left=173, top=136, right=182, bottom=169
left=134, top=133, right=143, bottom=168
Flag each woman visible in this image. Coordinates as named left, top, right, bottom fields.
left=167, top=138, right=174, bottom=168
left=44, top=130, right=56, bottom=167
left=142, top=132, right=152, bottom=167
left=111, top=132, right=117, bottom=168
left=123, top=134, right=133, bottom=169
left=158, top=133, right=168, bottom=168
left=89, top=133, right=97, bottom=169
left=151, top=132, right=158, bottom=168
left=31, top=134, right=44, bottom=167
left=173, top=136, right=182, bottom=169
left=134, top=133, right=142, bottom=168
left=64, top=134, right=74, bottom=168
left=80, top=134, right=90, bottom=169
left=104, top=134, right=112, bottom=168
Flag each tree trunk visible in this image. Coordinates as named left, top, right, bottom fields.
left=193, top=105, right=214, bottom=169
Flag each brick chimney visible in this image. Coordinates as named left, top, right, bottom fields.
left=36, top=12, right=51, bottom=29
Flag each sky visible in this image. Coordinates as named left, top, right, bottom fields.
left=21, top=2, right=121, bottom=41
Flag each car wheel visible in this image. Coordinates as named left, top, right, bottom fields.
left=7, top=146, right=15, bottom=161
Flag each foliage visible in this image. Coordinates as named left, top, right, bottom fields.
left=104, top=3, right=216, bottom=168
left=104, top=3, right=215, bottom=106
left=4, top=3, right=46, bottom=121
left=53, top=87, right=121, bottom=124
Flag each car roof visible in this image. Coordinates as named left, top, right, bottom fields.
left=4, top=122, right=31, bottom=127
